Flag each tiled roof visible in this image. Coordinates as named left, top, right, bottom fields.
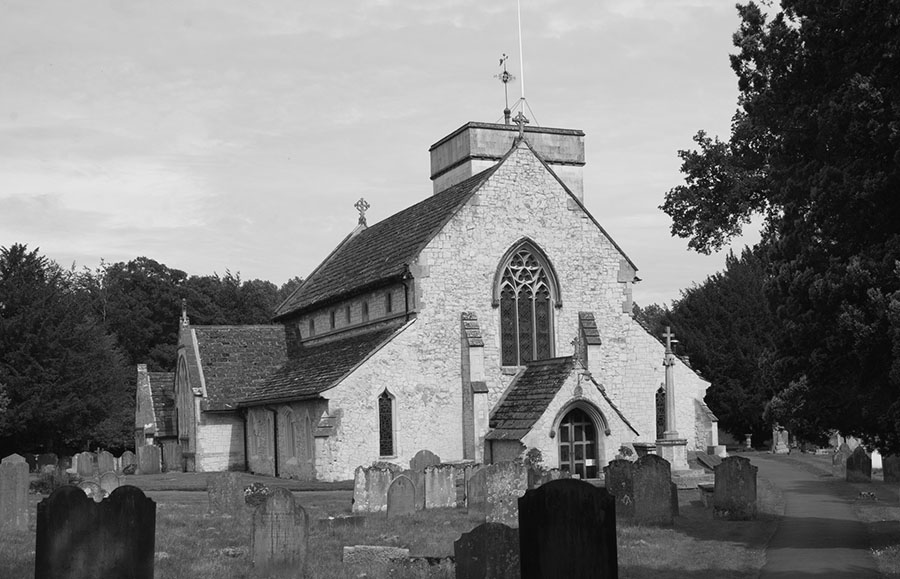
left=148, top=372, right=176, bottom=437
left=487, top=357, right=576, bottom=440
left=193, top=325, right=289, bottom=411
left=274, top=167, right=498, bottom=319
left=239, top=320, right=409, bottom=405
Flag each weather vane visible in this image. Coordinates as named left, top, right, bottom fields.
left=494, top=53, right=516, bottom=125
left=355, top=198, right=370, bottom=226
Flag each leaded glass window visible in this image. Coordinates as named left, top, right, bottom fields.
left=499, top=246, right=556, bottom=365
left=656, top=387, right=666, bottom=440
left=378, top=390, right=394, bottom=456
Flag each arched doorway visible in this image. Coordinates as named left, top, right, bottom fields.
left=558, top=408, right=600, bottom=479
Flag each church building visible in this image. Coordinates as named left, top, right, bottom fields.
left=159, top=119, right=717, bottom=481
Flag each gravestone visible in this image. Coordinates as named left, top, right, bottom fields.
left=387, top=474, right=416, bottom=519
left=99, top=471, right=123, bottom=495
left=454, top=522, right=520, bottom=579
left=424, top=464, right=457, bottom=509
left=485, top=462, right=529, bottom=527
left=713, top=456, right=758, bottom=520
left=0, top=454, right=29, bottom=531
left=771, top=427, right=790, bottom=454
left=119, top=450, right=136, bottom=474
left=251, top=487, right=308, bottom=575
left=397, top=468, right=426, bottom=510
left=410, top=449, right=441, bottom=472
left=467, top=467, right=489, bottom=516
left=883, top=455, right=900, bottom=483
left=518, top=479, right=618, bottom=578
left=343, top=545, right=410, bottom=565
left=832, top=443, right=852, bottom=478
left=846, top=446, right=872, bottom=483
left=527, top=467, right=568, bottom=490
left=603, top=459, right=635, bottom=519
left=37, top=453, right=58, bottom=471
left=352, top=466, right=394, bottom=513
left=633, top=454, right=676, bottom=526
left=78, top=480, right=105, bottom=503
left=208, top=472, right=246, bottom=514
left=162, top=442, right=184, bottom=473
left=97, top=450, right=115, bottom=474
left=75, top=451, right=96, bottom=477
left=35, top=485, right=156, bottom=579
left=136, top=445, right=161, bottom=475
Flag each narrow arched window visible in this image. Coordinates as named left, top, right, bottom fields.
left=499, top=245, right=556, bottom=365
left=378, top=390, right=394, bottom=456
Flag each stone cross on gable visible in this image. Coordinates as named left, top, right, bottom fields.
left=513, top=111, right=529, bottom=138
left=355, top=198, right=370, bottom=226
left=180, top=298, right=190, bottom=327
left=663, top=327, right=675, bottom=354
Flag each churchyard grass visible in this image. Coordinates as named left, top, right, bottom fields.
left=1, top=472, right=785, bottom=579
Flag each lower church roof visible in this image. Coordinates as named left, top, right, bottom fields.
left=487, top=357, right=576, bottom=440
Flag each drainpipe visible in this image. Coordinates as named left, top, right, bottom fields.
left=241, top=408, right=249, bottom=473
left=401, top=264, right=413, bottom=322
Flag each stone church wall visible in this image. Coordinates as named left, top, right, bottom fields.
left=196, top=411, right=244, bottom=472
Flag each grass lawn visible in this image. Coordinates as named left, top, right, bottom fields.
left=1, top=471, right=783, bottom=579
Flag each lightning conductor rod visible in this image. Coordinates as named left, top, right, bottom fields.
left=517, top=0, right=526, bottom=101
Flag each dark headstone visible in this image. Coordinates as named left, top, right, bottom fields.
left=35, top=485, right=156, bottom=579
left=633, top=454, right=675, bottom=526
left=136, top=445, right=161, bottom=475
left=833, top=443, right=852, bottom=478
left=846, top=447, right=872, bottom=483
left=37, top=453, right=59, bottom=471
left=409, top=449, right=441, bottom=472
left=97, top=450, right=115, bottom=474
left=713, top=456, right=758, bottom=520
left=387, top=474, right=416, bottom=519
left=251, top=487, right=308, bottom=575
left=208, top=472, right=245, bottom=514
left=518, top=479, right=618, bottom=579
left=883, top=455, right=900, bottom=483
left=454, top=522, right=520, bottom=579
left=0, top=454, right=29, bottom=531
left=603, top=459, right=635, bottom=519
left=162, top=442, right=184, bottom=473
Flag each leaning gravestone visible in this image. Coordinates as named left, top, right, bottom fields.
left=846, top=446, right=873, bottom=483
left=208, top=472, right=246, bottom=515
left=633, top=454, right=676, bottom=526
left=251, top=487, right=308, bottom=576
left=387, top=474, right=416, bottom=519
left=136, top=445, right=161, bottom=475
left=713, top=456, right=758, bottom=520
left=0, top=454, right=30, bottom=531
left=832, top=443, right=852, bottom=478
left=97, top=450, right=115, bottom=474
left=485, top=462, right=529, bottom=527
left=352, top=466, right=394, bottom=513
left=883, top=455, right=900, bottom=483
left=519, top=479, right=618, bottom=578
left=37, top=453, right=58, bottom=471
left=454, top=522, right=520, bottom=579
left=119, top=450, right=136, bottom=475
left=424, top=464, right=457, bottom=509
left=35, top=485, right=156, bottom=579
left=604, top=459, right=635, bottom=519
left=410, top=449, right=441, bottom=473
left=99, top=471, right=123, bottom=495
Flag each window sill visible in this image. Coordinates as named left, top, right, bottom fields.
left=501, top=366, right=523, bottom=375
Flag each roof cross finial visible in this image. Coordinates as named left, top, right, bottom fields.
left=663, top=326, right=676, bottom=354
left=181, top=298, right=190, bottom=327
left=355, top=198, right=370, bottom=226
left=494, top=53, right=516, bottom=125
left=513, top=111, right=530, bottom=138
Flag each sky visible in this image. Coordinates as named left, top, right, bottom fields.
left=0, top=0, right=761, bottom=307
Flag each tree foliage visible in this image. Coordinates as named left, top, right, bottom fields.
left=661, top=1, right=900, bottom=450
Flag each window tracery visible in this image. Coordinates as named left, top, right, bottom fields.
left=499, top=245, right=556, bottom=365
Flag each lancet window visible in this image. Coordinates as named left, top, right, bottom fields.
left=378, top=390, right=394, bottom=456
left=498, top=243, right=557, bottom=366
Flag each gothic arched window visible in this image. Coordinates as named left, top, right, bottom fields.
left=378, top=390, right=394, bottom=457
left=497, top=242, right=558, bottom=366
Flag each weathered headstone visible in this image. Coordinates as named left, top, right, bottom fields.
left=0, top=454, right=29, bottom=531
left=352, top=466, right=394, bottom=513
left=744, top=434, right=753, bottom=450
left=136, top=445, right=161, bottom=475
left=424, top=464, right=457, bottom=509
left=467, top=467, right=489, bottom=516
left=37, top=453, right=58, bottom=471
left=633, top=454, right=676, bottom=526
left=454, top=522, right=520, bottom=579
left=387, top=474, right=416, bottom=519
left=409, top=449, right=441, bottom=472
left=251, top=487, right=308, bottom=575
left=603, top=459, right=635, bottom=519
left=883, top=455, right=900, bottom=483
left=162, top=442, right=184, bottom=473
left=75, top=451, right=96, bottom=477
left=99, top=471, right=123, bottom=495
left=97, top=450, right=115, bottom=474
left=119, top=450, right=136, bottom=474
left=846, top=446, right=872, bottom=483
left=35, top=485, right=156, bottom=579
left=397, top=468, right=425, bottom=510
left=833, top=444, right=852, bottom=478
left=771, top=427, right=790, bottom=454
left=207, top=472, right=245, bottom=514
left=78, top=480, right=105, bottom=503
left=485, top=462, right=529, bottom=527
left=518, top=479, right=618, bottom=578
left=713, top=456, right=758, bottom=520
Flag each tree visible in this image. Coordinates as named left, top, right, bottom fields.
left=661, top=2, right=900, bottom=450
